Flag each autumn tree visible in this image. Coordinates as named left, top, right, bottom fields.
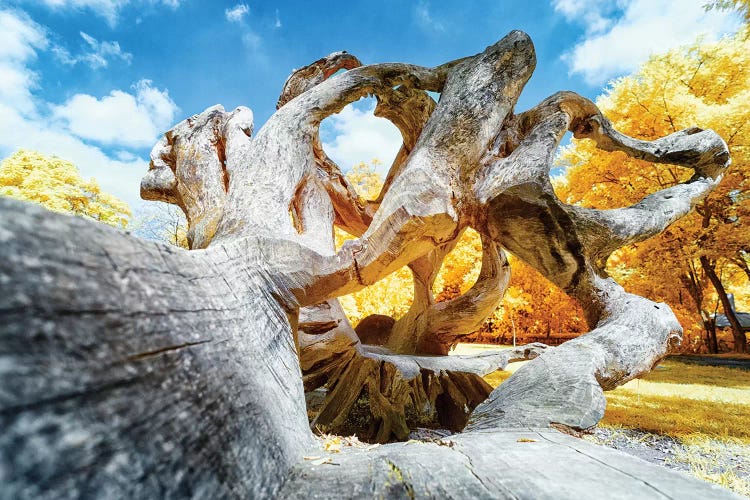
left=0, top=149, right=130, bottom=228
left=556, top=27, right=750, bottom=353
left=705, top=0, right=750, bottom=20
left=469, top=257, right=587, bottom=345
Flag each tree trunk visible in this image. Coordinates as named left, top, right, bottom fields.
left=0, top=199, right=312, bottom=498
left=681, top=266, right=719, bottom=353
left=700, top=256, right=747, bottom=353
left=706, top=317, right=720, bottom=354
left=0, top=198, right=738, bottom=500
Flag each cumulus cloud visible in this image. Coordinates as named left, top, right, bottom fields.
left=555, top=0, right=741, bottom=85
left=0, top=9, right=178, bottom=206
left=0, top=101, right=148, bottom=204
left=225, top=3, right=249, bottom=23
left=52, top=31, right=132, bottom=69
left=552, top=0, right=621, bottom=34
left=223, top=3, right=262, bottom=52
left=321, top=101, right=402, bottom=176
left=0, top=10, right=47, bottom=115
left=52, top=80, right=179, bottom=148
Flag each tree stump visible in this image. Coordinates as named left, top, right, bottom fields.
left=0, top=31, right=738, bottom=498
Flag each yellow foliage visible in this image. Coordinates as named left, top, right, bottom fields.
left=469, top=255, right=587, bottom=344
left=0, top=149, right=130, bottom=228
left=345, top=160, right=383, bottom=200
left=433, top=229, right=483, bottom=300
left=556, top=27, right=750, bottom=351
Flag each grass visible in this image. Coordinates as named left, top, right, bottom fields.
left=467, top=345, right=750, bottom=496
left=603, top=361, right=750, bottom=441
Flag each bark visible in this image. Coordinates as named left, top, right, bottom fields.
left=0, top=199, right=311, bottom=498
left=0, top=198, right=737, bottom=499
left=141, top=49, right=518, bottom=439
left=305, top=338, right=546, bottom=441
left=385, top=234, right=509, bottom=355
left=0, top=30, right=738, bottom=498
left=706, top=317, right=720, bottom=354
left=700, top=256, right=748, bottom=353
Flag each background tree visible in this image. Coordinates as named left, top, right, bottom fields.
left=0, top=149, right=130, bottom=228
left=471, top=258, right=587, bottom=345
left=556, top=26, right=750, bottom=352
left=130, top=202, right=189, bottom=249
left=705, top=0, right=750, bottom=20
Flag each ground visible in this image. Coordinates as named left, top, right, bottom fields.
left=460, top=345, right=750, bottom=497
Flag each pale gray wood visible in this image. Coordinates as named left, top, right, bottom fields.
left=139, top=49, right=521, bottom=439
left=0, top=198, right=738, bottom=498
left=279, top=430, right=741, bottom=499
left=0, top=198, right=312, bottom=499
left=0, top=29, right=737, bottom=498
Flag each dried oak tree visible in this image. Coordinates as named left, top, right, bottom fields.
left=1, top=31, right=736, bottom=498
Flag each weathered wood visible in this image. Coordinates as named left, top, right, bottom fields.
left=0, top=29, right=738, bottom=498
left=467, top=91, right=730, bottom=430
left=142, top=49, right=526, bottom=440
left=0, top=198, right=311, bottom=498
left=0, top=199, right=739, bottom=498
left=307, top=341, right=547, bottom=441
left=141, top=104, right=253, bottom=249
left=279, top=430, right=741, bottom=499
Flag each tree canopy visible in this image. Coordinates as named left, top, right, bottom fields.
left=0, top=150, right=131, bottom=229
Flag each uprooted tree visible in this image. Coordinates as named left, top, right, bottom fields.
left=1, top=32, right=738, bottom=498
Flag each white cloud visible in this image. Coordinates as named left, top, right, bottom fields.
left=414, top=0, right=444, bottom=32
left=556, top=0, right=741, bottom=85
left=0, top=10, right=47, bottom=115
left=29, top=0, right=180, bottom=26
left=0, top=9, right=178, bottom=207
left=274, top=8, right=281, bottom=28
left=52, top=79, right=179, bottom=148
left=222, top=4, right=266, bottom=56
left=0, top=9, right=47, bottom=61
left=553, top=0, right=620, bottom=34
left=0, top=102, right=147, bottom=206
left=321, top=101, right=402, bottom=176
left=53, top=31, right=132, bottom=69
left=225, top=3, right=249, bottom=23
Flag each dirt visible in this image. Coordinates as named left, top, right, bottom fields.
left=584, top=427, right=750, bottom=483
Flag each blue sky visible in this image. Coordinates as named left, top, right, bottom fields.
left=0, top=0, right=742, bottom=208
